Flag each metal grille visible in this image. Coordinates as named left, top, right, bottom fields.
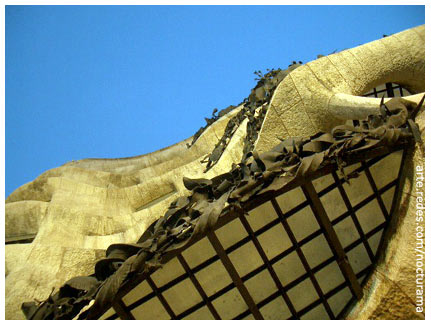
left=362, top=82, right=412, bottom=98
left=97, top=147, right=406, bottom=320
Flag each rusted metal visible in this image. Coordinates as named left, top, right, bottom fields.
left=112, top=299, right=135, bottom=320
left=239, top=213, right=299, bottom=319
left=362, top=163, right=390, bottom=221
left=177, top=254, right=221, bottom=320
left=91, top=145, right=405, bottom=320
left=145, top=275, right=177, bottom=319
left=332, top=171, right=375, bottom=262
left=271, top=198, right=336, bottom=319
left=207, top=231, right=264, bottom=320
left=301, top=182, right=363, bottom=300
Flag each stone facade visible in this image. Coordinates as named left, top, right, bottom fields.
left=5, top=25, right=425, bottom=319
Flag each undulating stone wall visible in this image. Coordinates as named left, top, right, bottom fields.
left=5, top=25, right=425, bottom=319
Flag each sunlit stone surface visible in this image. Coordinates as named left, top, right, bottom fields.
left=5, top=25, right=425, bottom=319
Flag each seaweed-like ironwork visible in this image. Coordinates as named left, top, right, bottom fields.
left=188, top=63, right=303, bottom=172
left=22, top=97, right=423, bottom=320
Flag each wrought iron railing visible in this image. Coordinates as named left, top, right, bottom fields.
left=98, top=145, right=406, bottom=320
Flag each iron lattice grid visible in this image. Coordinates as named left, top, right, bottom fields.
left=362, top=82, right=412, bottom=98
left=94, top=82, right=410, bottom=320
left=98, top=146, right=406, bottom=320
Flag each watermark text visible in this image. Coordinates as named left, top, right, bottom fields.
left=415, top=165, right=424, bottom=313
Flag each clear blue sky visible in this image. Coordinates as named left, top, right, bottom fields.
left=5, top=5, right=425, bottom=197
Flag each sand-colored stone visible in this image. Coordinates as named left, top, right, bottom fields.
left=255, top=25, right=425, bottom=152
left=5, top=25, right=425, bottom=319
left=5, top=106, right=244, bottom=319
left=346, top=106, right=425, bottom=320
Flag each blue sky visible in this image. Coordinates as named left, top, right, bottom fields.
left=5, top=5, right=425, bottom=197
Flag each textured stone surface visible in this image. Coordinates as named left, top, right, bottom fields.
left=5, top=107, right=244, bottom=319
left=5, top=25, right=425, bottom=320
left=255, top=25, right=425, bottom=152
left=346, top=107, right=425, bottom=320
